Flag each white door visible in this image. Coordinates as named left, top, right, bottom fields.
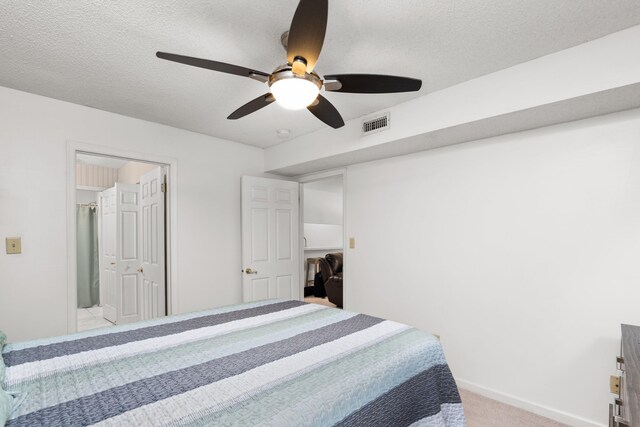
left=115, top=183, right=142, bottom=325
left=241, top=176, right=300, bottom=302
left=97, top=194, right=105, bottom=308
left=140, top=167, right=166, bottom=319
left=100, top=187, right=117, bottom=323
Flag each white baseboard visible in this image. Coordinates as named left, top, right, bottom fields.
left=455, top=378, right=604, bottom=427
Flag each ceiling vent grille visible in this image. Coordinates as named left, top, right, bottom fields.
left=362, top=112, right=390, bottom=135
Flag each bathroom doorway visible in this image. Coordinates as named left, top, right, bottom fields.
left=73, top=151, right=171, bottom=332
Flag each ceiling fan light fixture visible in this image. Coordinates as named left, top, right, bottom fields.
left=157, top=0, right=421, bottom=129
left=270, top=77, right=320, bottom=110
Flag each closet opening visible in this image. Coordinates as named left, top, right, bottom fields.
left=72, top=151, right=171, bottom=332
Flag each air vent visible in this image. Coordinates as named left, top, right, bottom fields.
left=362, top=112, right=390, bottom=135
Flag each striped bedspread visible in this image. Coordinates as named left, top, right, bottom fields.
left=1, top=300, right=466, bottom=426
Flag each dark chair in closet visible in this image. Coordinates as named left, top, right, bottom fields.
left=318, top=252, right=343, bottom=308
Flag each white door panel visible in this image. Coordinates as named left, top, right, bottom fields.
left=99, top=187, right=117, bottom=323
left=97, top=194, right=105, bottom=308
left=241, top=176, right=299, bottom=302
left=116, top=183, right=141, bottom=325
left=140, top=167, right=165, bottom=319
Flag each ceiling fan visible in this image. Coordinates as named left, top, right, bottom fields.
left=156, top=0, right=422, bottom=129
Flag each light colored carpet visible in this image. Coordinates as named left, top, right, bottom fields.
left=304, top=296, right=337, bottom=308
left=460, top=389, right=568, bottom=427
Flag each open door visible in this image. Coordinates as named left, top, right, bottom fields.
left=99, top=187, right=117, bottom=323
left=140, top=167, right=166, bottom=319
left=241, top=176, right=300, bottom=302
left=115, top=183, right=142, bottom=325
left=99, top=183, right=142, bottom=325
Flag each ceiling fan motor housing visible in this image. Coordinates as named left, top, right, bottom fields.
left=268, top=65, right=322, bottom=89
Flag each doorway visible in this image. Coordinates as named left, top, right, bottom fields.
left=300, top=173, right=345, bottom=309
left=68, top=145, right=175, bottom=333
left=240, top=176, right=300, bottom=303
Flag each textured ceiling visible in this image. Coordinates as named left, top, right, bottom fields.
left=1, top=1, right=639, bottom=148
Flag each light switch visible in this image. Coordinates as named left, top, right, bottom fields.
left=349, top=237, right=355, bottom=249
left=6, top=237, right=21, bottom=254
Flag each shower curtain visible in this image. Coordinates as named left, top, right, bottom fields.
left=77, top=205, right=100, bottom=308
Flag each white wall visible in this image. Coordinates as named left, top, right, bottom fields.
left=303, top=179, right=344, bottom=250
left=303, top=188, right=343, bottom=225
left=118, top=161, right=156, bottom=184
left=344, top=108, right=640, bottom=426
left=0, top=86, right=267, bottom=342
left=303, top=224, right=343, bottom=250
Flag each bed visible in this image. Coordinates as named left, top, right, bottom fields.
left=1, top=300, right=466, bottom=426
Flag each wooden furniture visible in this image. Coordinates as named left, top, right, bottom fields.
left=609, top=324, right=640, bottom=427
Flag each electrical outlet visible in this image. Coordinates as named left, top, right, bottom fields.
left=6, top=237, right=22, bottom=254
left=349, top=237, right=355, bottom=249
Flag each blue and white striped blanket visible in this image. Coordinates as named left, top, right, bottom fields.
left=1, top=300, right=466, bottom=426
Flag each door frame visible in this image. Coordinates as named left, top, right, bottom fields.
left=240, top=176, right=300, bottom=302
left=66, top=140, right=178, bottom=333
left=296, top=168, right=347, bottom=308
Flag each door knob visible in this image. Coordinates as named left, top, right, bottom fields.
left=244, top=268, right=258, bottom=274
left=137, top=267, right=144, bottom=273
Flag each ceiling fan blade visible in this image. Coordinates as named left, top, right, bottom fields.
left=286, top=0, right=328, bottom=74
left=156, top=52, right=270, bottom=81
left=307, top=94, right=344, bottom=129
left=227, top=93, right=275, bottom=120
left=323, top=74, right=422, bottom=93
